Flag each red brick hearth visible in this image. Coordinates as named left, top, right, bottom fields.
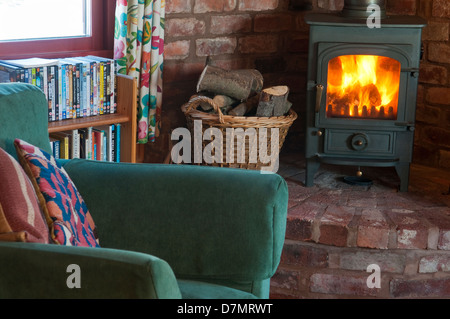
left=271, top=155, right=450, bottom=299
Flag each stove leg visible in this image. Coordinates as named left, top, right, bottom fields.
left=395, top=162, right=410, bottom=192
left=305, top=158, right=321, bottom=187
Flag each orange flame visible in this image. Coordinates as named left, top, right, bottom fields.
left=326, top=55, right=401, bottom=119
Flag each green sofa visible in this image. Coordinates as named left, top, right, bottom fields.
left=0, top=82, right=288, bottom=299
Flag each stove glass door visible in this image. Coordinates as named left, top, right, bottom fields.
left=325, top=55, right=401, bottom=120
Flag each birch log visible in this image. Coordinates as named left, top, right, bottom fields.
left=228, top=93, right=260, bottom=116
left=213, top=95, right=237, bottom=108
left=196, top=65, right=264, bottom=101
left=256, top=86, right=290, bottom=117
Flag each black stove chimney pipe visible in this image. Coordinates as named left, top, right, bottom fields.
left=341, top=0, right=387, bottom=19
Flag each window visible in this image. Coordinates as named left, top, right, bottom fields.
left=0, top=0, right=91, bottom=42
left=0, top=0, right=114, bottom=59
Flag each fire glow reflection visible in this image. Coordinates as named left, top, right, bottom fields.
left=326, top=55, right=401, bottom=120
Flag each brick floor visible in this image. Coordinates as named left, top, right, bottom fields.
left=278, top=153, right=450, bottom=251
left=271, top=153, right=450, bottom=298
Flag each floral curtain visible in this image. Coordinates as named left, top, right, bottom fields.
left=113, top=0, right=165, bottom=143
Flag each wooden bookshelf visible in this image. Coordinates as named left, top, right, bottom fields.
left=47, top=74, right=138, bottom=163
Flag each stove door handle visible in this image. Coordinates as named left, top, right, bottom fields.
left=395, top=122, right=415, bottom=131
left=395, top=122, right=414, bottom=126
left=315, top=84, right=324, bottom=113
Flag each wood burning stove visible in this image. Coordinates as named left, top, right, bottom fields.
left=304, top=0, right=426, bottom=192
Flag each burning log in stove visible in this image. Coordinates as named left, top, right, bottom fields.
left=325, top=55, right=401, bottom=120
left=195, top=64, right=292, bottom=117
left=326, top=103, right=396, bottom=120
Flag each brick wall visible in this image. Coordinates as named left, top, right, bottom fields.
left=151, top=0, right=450, bottom=172
left=271, top=240, right=450, bottom=298
left=408, top=0, right=450, bottom=170
left=148, top=0, right=308, bottom=162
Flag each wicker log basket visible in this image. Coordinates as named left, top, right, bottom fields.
left=180, top=95, right=298, bottom=171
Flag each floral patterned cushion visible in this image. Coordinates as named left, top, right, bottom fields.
left=14, top=138, right=99, bottom=247
left=0, top=147, right=49, bottom=243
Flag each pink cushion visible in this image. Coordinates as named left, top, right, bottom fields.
left=14, top=138, right=99, bottom=247
left=0, top=147, right=49, bottom=243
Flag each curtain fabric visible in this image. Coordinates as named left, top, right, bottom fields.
left=114, top=0, right=165, bottom=143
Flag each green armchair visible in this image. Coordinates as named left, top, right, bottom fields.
left=0, top=82, right=288, bottom=299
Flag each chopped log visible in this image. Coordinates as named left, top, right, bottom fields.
left=196, top=65, right=264, bottom=101
left=203, top=57, right=264, bottom=93
left=228, top=93, right=260, bottom=116
left=246, top=93, right=260, bottom=114
left=228, top=103, right=247, bottom=116
left=220, top=104, right=234, bottom=115
left=213, top=95, right=237, bottom=109
left=233, top=69, right=264, bottom=93
left=256, top=86, right=289, bottom=117
left=282, top=100, right=293, bottom=115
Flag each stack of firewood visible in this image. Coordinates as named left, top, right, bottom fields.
left=194, top=65, right=292, bottom=117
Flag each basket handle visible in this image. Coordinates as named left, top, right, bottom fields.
left=184, top=95, right=225, bottom=124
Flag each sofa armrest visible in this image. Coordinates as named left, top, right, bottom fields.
left=0, top=241, right=181, bottom=299
left=62, top=159, right=288, bottom=282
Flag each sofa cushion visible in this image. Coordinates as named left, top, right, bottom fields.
left=14, top=138, right=99, bottom=247
left=0, top=147, right=49, bottom=243
left=177, top=280, right=258, bottom=299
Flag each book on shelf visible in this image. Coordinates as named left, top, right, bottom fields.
left=0, top=62, right=24, bottom=83
left=78, top=127, right=92, bottom=160
left=0, top=56, right=117, bottom=122
left=49, top=124, right=120, bottom=163
left=115, top=123, right=121, bottom=163
left=49, top=129, right=80, bottom=159
left=49, top=137, right=60, bottom=160
left=71, top=129, right=80, bottom=159
left=92, top=128, right=104, bottom=161
left=93, top=124, right=119, bottom=162
left=49, top=131, right=70, bottom=160
left=0, top=57, right=59, bottom=68
left=83, top=55, right=117, bottom=115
